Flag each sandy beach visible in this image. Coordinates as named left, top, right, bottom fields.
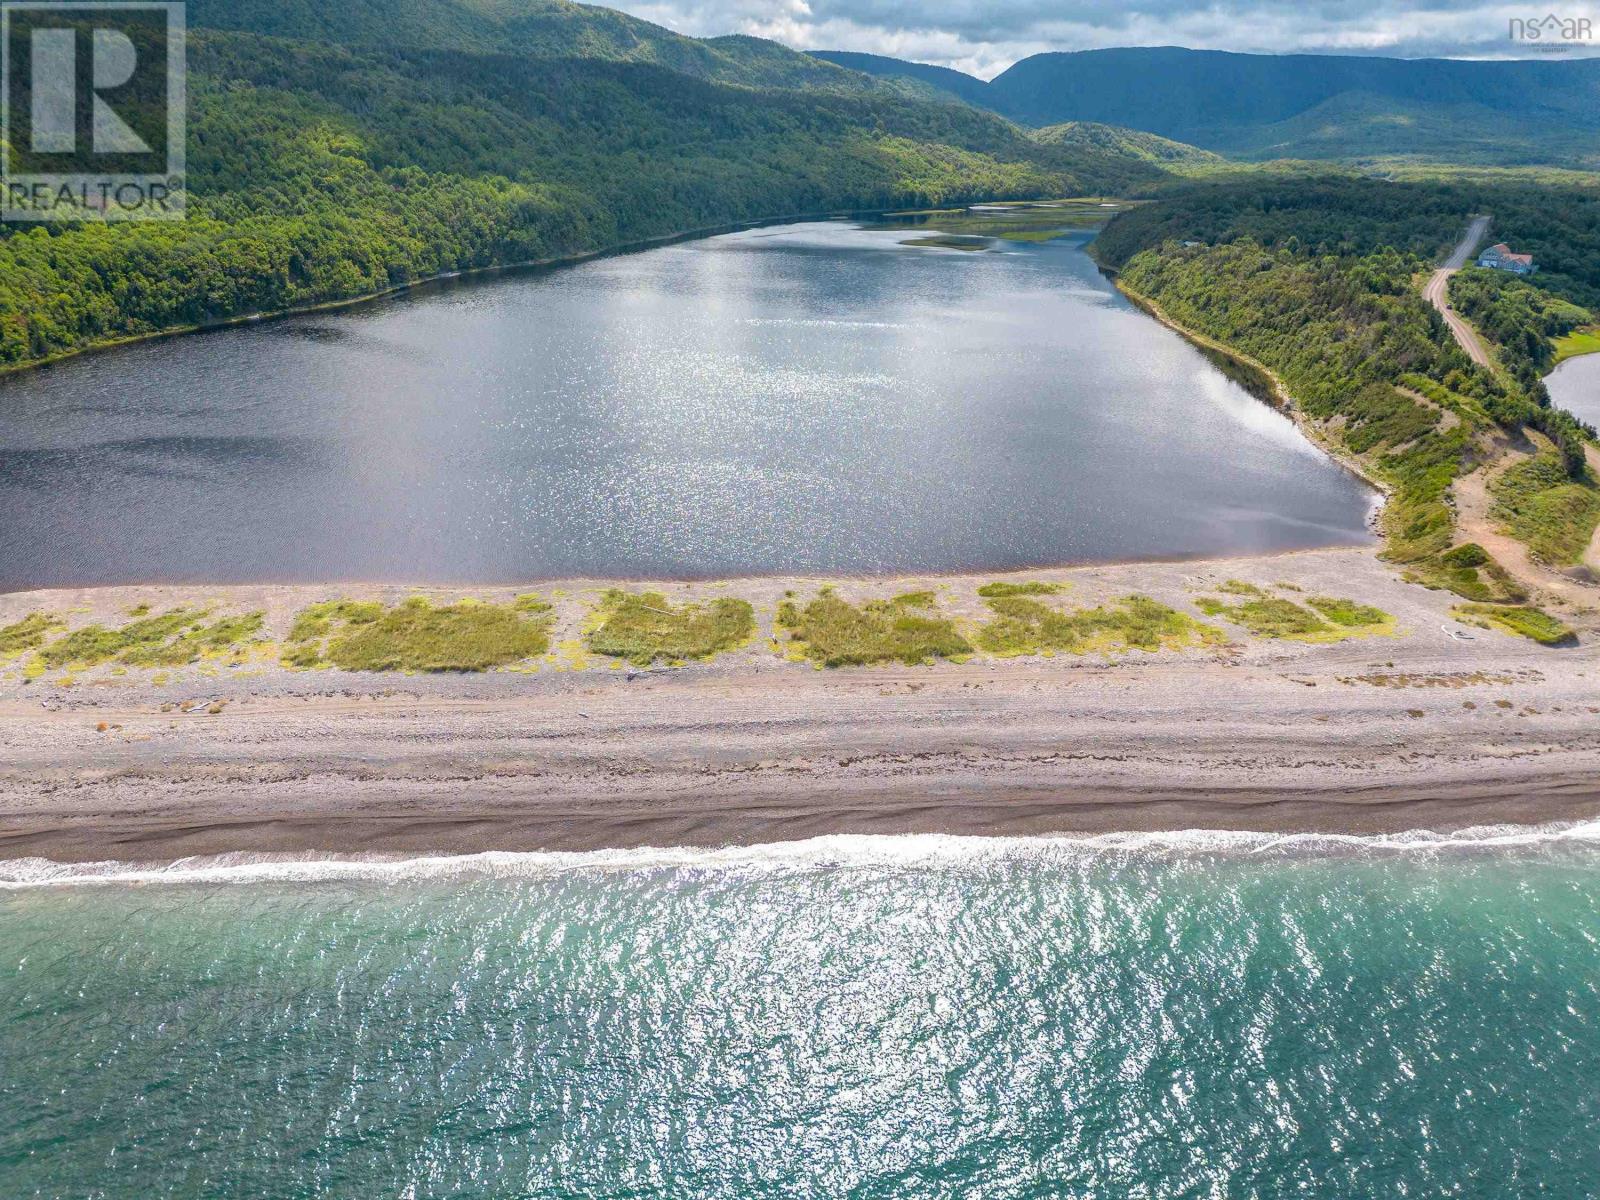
left=2, top=545, right=1597, bottom=861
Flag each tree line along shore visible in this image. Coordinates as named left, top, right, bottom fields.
left=1093, top=176, right=1600, bottom=629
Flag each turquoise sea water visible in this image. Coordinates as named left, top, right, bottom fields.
left=3, top=829, right=1599, bottom=1198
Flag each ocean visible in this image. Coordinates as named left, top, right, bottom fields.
left=3, top=828, right=1597, bottom=1197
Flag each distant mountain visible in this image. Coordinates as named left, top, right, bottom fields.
left=807, top=50, right=994, bottom=106
left=808, top=45, right=1600, bottom=166
left=1030, top=122, right=1221, bottom=166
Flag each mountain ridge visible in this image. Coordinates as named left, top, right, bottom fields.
left=807, top=45, right=1600, bottom=166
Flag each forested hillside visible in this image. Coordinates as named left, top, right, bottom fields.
left=0, top=6, right=1172, bottom=370
left=1098, top=175, right=1600, bottom=601
left=1030, top=123, right=1222, bottom=166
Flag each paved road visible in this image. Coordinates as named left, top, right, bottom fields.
left=1423, top=215, right=1492, bottom=367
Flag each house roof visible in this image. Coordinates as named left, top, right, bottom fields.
left=1481, top=243, right=1534, bottom=265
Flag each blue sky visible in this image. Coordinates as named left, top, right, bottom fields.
left=612, top=0, right=1600, bottom=77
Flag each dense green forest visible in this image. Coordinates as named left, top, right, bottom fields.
left=1448, top=271, right=1594, bottom=375
left=1097, top=175, right=1600, bottom=307
left=0, top=8, right=1177, bottom=369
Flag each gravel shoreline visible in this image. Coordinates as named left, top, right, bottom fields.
left=3, top=546, right=1597, bottom=861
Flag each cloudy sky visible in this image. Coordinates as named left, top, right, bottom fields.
left=612, top=0, right=1600, bottom=77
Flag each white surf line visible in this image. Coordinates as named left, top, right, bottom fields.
left=5, top=822, right=1600, bottom=889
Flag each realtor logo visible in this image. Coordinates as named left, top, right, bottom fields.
left=1508, top=12, right=1595, bottom=48
left=1, top=1, right=184, bottom=220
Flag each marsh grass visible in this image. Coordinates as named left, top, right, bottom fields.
left=1489, top=453, right=1600, bottom=566
left=120, top=613, right=267, bottom=667
left=871, top=202, right=1112, bottom=240
left=585, top=589, right=755, bottom=667
left=0, top=613, right=61, bottom=660
left=287, top=600, right=382, bottom=644
left=38, top=608, right=208, bottom=669
left=977, top=581, right=1064, bottom=597
left=777, top=588, right=971, bottom=667
left=285, top=597, right=554, bottom=672
left=1552, top=327, right=1600, bottom=366
left=978, top=594, right=1220, bottom=656
left=1454, top=603, right=1577, bottom=646
left=1306, top=596, right=1390, bottom=628
left=900, top=235, right=988, bottom=251
left=1196, top=590, right=1392, bottom=641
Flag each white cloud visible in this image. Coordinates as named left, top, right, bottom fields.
left=609, top=0, right=1600, bottom=75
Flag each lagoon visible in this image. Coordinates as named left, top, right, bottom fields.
left=0, top=222, right=1374, bottom=588
left=1547, top=351, right=1600, bottom=431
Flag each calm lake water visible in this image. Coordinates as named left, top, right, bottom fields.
left=4, top=829, right=1599, bottom=1197
left=0, top=222, right=1375, bottom=588
left=1548, top=352, right=1600, bottom=431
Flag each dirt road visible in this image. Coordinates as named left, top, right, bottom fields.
left=1424, top=215, right=1492, bottom=367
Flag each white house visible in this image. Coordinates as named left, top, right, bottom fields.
left=1476, top=243, right=1537, bottom=275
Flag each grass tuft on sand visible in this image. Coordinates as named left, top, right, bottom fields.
left=287, top=600, right=382, bottom=644
left=1453, top=603, right=1577, bottom=646
left=0, top=613, right=62, bottom=660
left=285, top=597, right=554, bottom=672
left=119, top=614, right=267, bottom=667
left=778, top=588, right=971, bottom=667
left=38, top=608, right=210, bottom=669
left=978, top=594, right=1220, bottom=656
left=977, top=581, right=1064, bottom=597
left=586, top=590, right=755, bottom=667
left=1306, top=596, right=1390, bottom=628
left=1196, top=589, right=1392, bottom=641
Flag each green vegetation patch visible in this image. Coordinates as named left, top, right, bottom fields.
left=1454, top=603, right=1577, bottom=647
left=777, top=589, right=971, bottom=667
left=900, top=235, right=988, bottom=251
left=977, top=581, right=1065, bottom=597
left=997, top=229, right=1071, bottom=243
left=1489, top=453, right=1600, bottom=566
left=120, top=613, right=267, bottom=667
left=1339, top=384, right=1439, bottom=455
left=38, top=608, right=208, bottom=669
left=285, top=597, right=554, bottom=672
left=875, top=201, right=1112, bottom=241
left=288, top=600, right=383, bottom=644
left=1552, top=327, right=1600, bottom=366
left=1306, top=596, right=1389, bottom=628
left=585, top=589, right=755, bottom=667
left=328, top=598, right=552, bottom=672
left=978, top=594, right=1219, bottom=657
left=0, top=613, right=61, bottom=660
left=1197, top=590, right=1392, bottom=641
left=1440, top=543, right=1490, bottom=569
